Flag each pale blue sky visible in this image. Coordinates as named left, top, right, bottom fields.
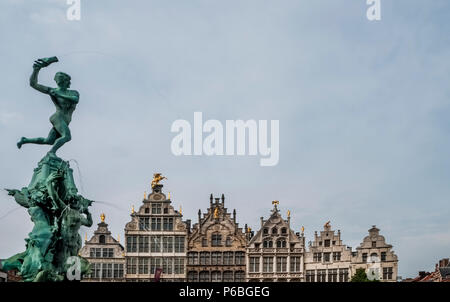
left=0, top=0, right=449, bottom=278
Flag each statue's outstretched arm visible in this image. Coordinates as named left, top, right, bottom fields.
left=81, top=211, right=93, bottom=227
left=30, top=65, right=51, bottom=94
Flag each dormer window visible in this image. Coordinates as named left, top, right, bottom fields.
left=211, top=233, right=222, bottom=247
left=99, top=235, right=106, bottom=244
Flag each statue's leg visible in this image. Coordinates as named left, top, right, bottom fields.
left=49, top=120, right=71, bottom=154
left=17, top=128, right=59, bottom=149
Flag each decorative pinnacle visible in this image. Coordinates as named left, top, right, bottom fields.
left=100, top=213, right=105, bottom=223
left=272, top=200, right=279, bottom=205
left=131, top=205, right=135, bottom=214
left=287, top=210, right=291, bottom=218
left=168, top=192, right=171, bottom=200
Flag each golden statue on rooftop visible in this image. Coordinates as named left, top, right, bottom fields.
left=151, top=173, right=167, bottom=188
left=213, top=207, right=219, bottom=218
left=100, top=213, right=105, bottom=223
left=324, top=221, right=331, bottom=229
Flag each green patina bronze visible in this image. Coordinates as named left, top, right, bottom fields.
left=1, top=57, right=94, bottom=281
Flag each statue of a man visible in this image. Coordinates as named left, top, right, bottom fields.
left=17, top=57, right=79, bottom=155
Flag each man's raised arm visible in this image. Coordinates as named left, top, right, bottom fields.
left=29, top=65, right=51, bottom=94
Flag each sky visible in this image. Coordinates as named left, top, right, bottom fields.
left=0, top=0, right=449, bottom=279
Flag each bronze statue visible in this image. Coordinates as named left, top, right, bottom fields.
left=17, top=56, right=79, bottom=155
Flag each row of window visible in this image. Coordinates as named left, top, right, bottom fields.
left=362, top=252, right=387, bottom=262
left=187, top=271, right=245, bottom=282
left=204, top=233, right=233, bottom=247
left=305, top=269, right=349, bottom=282
left=142, top=203, right=169, bottom=215
left=187, top=252, right=245, bottom=265
left=262, top=239, right=287, bottom=248
left=126, top=235, right=185, bottom=253
left=248, top=256, right=302, bottom=273
left=263, top=227, right=288, bottom=235
left=138, top=217, right=174, bottom=231
left=126, top=257, right=185, bottom=275
left=90, top=248, right=114, bottom=258
left=313, top=252, right=342, bottom=262
left=88, top=263, right=124, bottom=279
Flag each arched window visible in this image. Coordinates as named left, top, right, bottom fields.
left=263, top=239, right=273, bottom=248
left=199, top=271, right=210, bottom=282
left=281, top=228, right=287, bottom=235
left=187, top=271, right=198, bottom=282
left=263, top=228, right=269, bottom=235
left=272, top=228, right=278, bottom=235
left=211, top=271, right=222, bottom=282
left=276, top=239, right=286, bottom=248
left=99, top=235, right=106, bottom=244
left=211, top=233, right=222, bottom=247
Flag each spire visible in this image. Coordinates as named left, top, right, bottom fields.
left=221, top=193, right=225, bottom=205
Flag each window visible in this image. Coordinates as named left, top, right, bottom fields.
left=211, top=271, right=222, bottom=282
left=306, top=270, right=315, bottom=282
left=102, top=263, right=112, bottom=278
left=145, top=207, right=150, bottom=214
left=319, top=241, right=323, bottom=246
left=333, top=252, right=341, bottom=261
left=139, top=217, right=150, bottom=230
left=383, top=267, right=393, bottom=280
left=162, top=258, right=173, bottom=274
left=263, top=228, right=268, bottom=235
left=226, top=236, right=232, bottom=247
left=138, top=258, right=149, bottom=274
left=163, top=236, right=173, bottom=252
left=263, top=239, right=273, bottom=248
left=362, top=253, right=368, bottom=263
left=249, top=257, right=260, bottom=273
left=150, top=258, right=161, bottom=274
left=276, top=257, right=287, bottom=272
left=329, top=269, right=338, bottom=282
left=324, top=252, right=331, bottom=262
left=332, top=241, right=336, bottom=245
left=235, top=252, right=245, bottom=265
left=163, top=217, right=173, bottom=231
left=263, top=257, right=273, bottom=272
left=127, top=257, right=137, bottom=274
left=99, top=235, right=106, bottom=244
left=211, top=233, right=222, bottom=247
left=272, top=228, right=278, bottom=235
left=139, top=236, right=149, bottom=253
left=102, top=248, right=113, bottom=258
left=202, top=238, right=208, bottom=247
left=174, top=236, right=185, bottom=253
left=290, top=256, right=301, bottom=272
left=92, top=263, right=101, bottom=278
left=372, top=241, right=377, bottom=248
left=188, top=252, right=198, bottom=265
left=174, top=258, right=184, bottom=274
left=187, top=271, right=198, bottom=282
left=127, top=236, right=137, bottom=252
left=151, top=218, right=161, bottom=230
left=313, top=253, right=322, bottom=262
left=276, top=239, right=286, bottom=248
left=223, top=271, right=233, bottom=282
left=211, top=252, right=222, bottom=265
left=317, top=269, right=326, bottom=282
left=199, top=271, right=210, bottom=282
left=370, top=253, right=379, bottom=263
left=281, top=228, right=287, bottom=235
left=339, top=268, right=349, bottom=282
left=223, top=252, right=234, bottom=265
left=150, top=236, right=161, bottom=252
left=235, top=271, right=245, bottom=282
left=200, top=252, right=210, bottom=265
left=163, top=207, right=169, bottom=214
left=152, top=203, right=162, bottom=214
left=324, top=239, right=330, bottom=247
left=381, top=252, right=386, bottom=262
left=90, top=248, right=102, bottom=258
left=114, top=263, right=124, bottom=278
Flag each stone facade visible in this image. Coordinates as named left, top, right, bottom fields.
left=304, top=222, right=353, bottom=282
left=246, top=203, right=305, bottom=282
left=79, top=214, right=125, bottom=282
left=124, top=184, right=188, bottom=282
left=351, top=226, right=398, bottom=282
left=186, top=194, right=248, bottom=282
